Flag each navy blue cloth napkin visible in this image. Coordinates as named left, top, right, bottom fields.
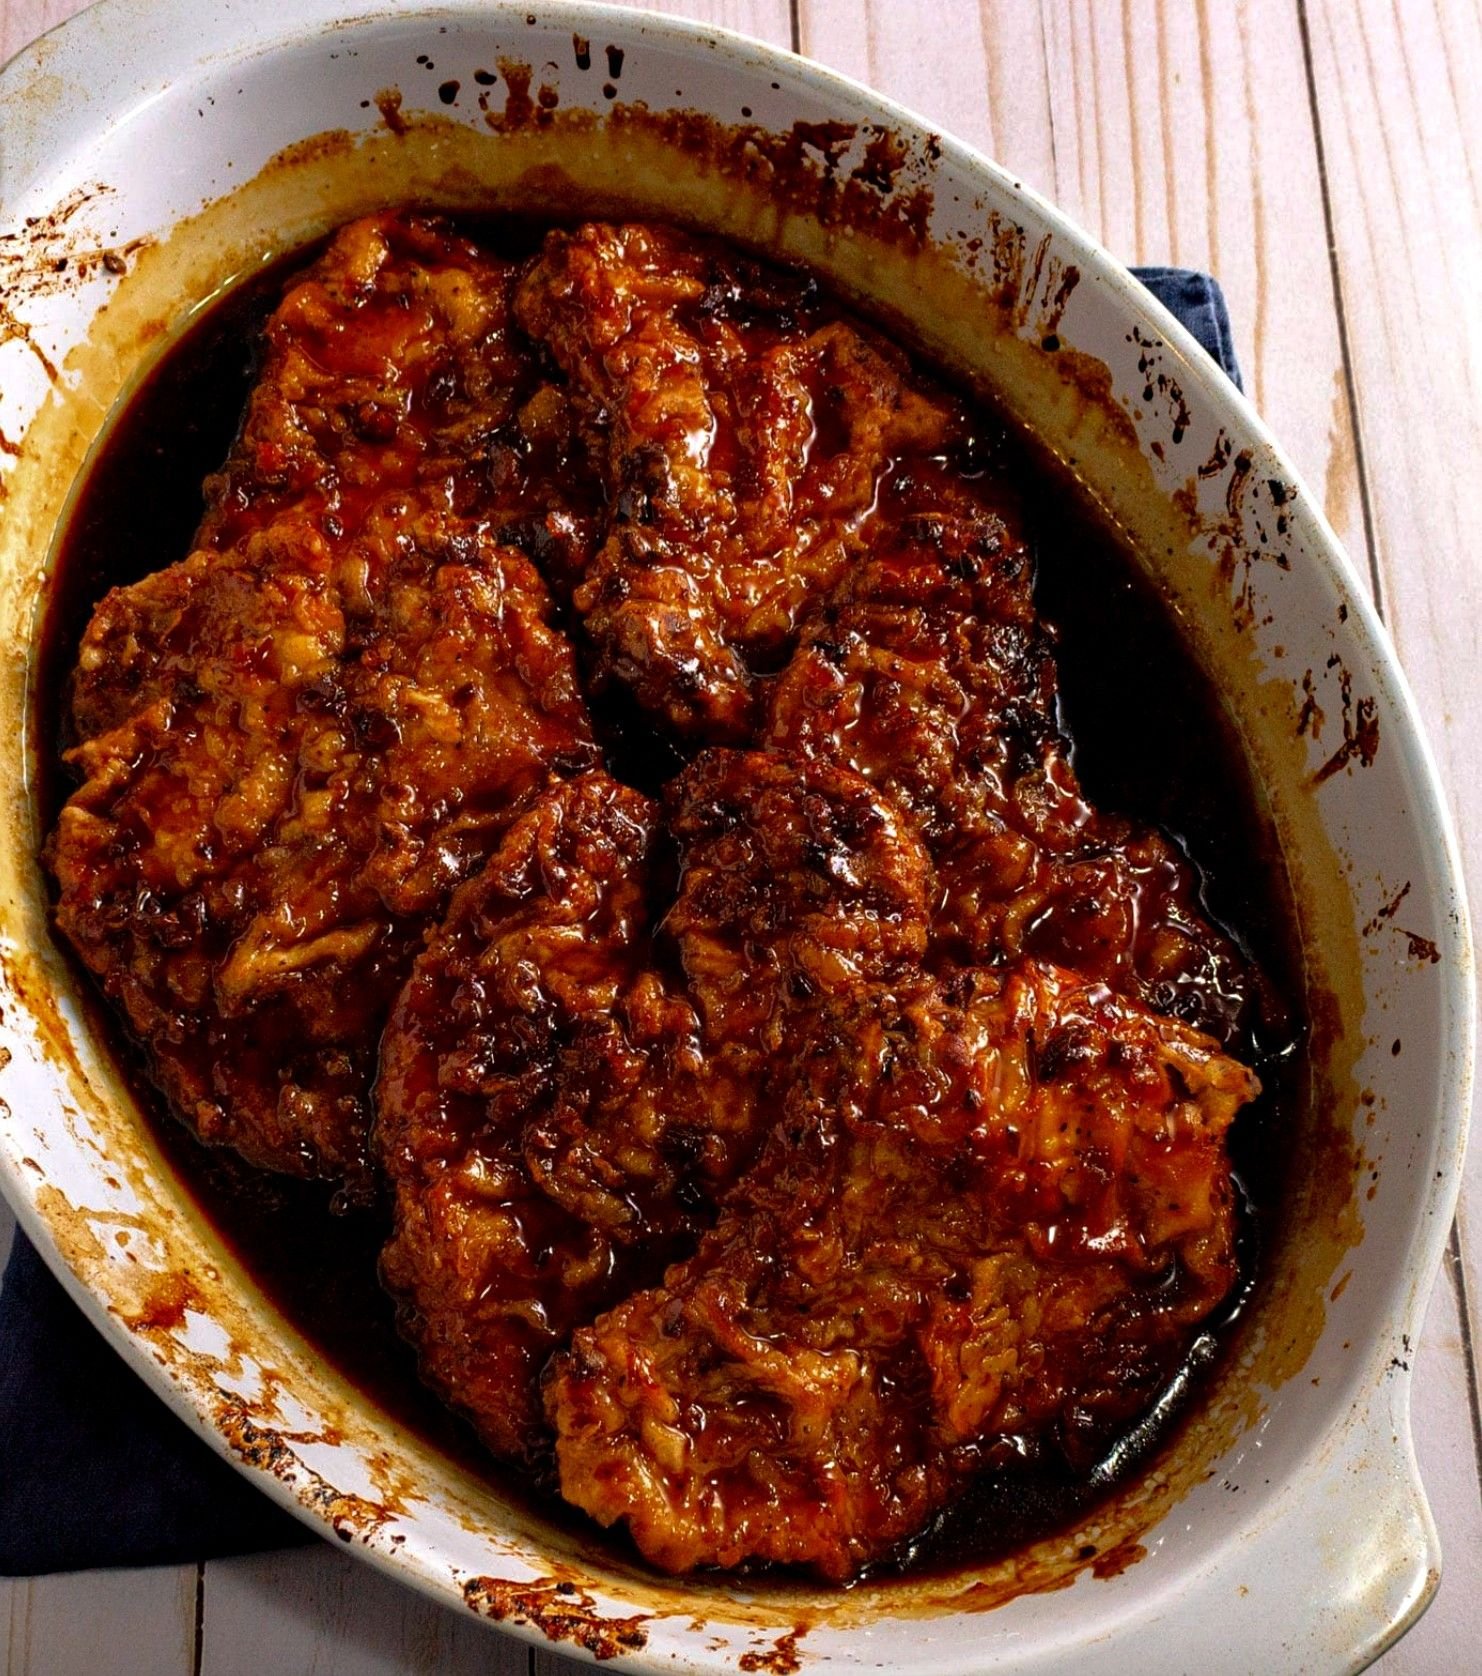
left=1135, top=267, right=1243, bottom=390
left=0, top=268, right=1240, bottom=1578
left=0, top=1232, right=306, bottom=1573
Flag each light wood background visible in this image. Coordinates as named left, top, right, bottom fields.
left=2, top=0, right=1478, bottom=1671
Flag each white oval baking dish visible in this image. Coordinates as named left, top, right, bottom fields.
left=0, top=3, right=1471, bottom=1671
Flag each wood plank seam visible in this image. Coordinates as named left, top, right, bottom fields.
left=1034, top=0, right=1062, bottom=193
left=1293, top=0, right=1386, bottom=608
left=1193, top=0, right=1222, bottom=281
left=191, top=1563, right=204, bottom=1676
left=1446, top=1227, right=1482, bottom=1488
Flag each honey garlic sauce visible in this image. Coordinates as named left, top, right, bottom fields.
left=37, top=219, right=1303, bottom=1582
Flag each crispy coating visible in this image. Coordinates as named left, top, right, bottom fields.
left=666, top=748, right=934, bottom=1066
left=376, top=753, right=932, bottom=1460
left=376, top=773, right=704, bottom=1460
left=49, top=214, right=599, bottom=1183
left=547, top=962, right=1258, bottom=1579
left=514, top=222, right=960, bottom=739
left=766, top=458, right=1255, bottom=1042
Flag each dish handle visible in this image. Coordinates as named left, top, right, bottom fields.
left=1188, top=1378, right=1435, bottom=1673
left=1067, top=1373, right=1439, bottom=1676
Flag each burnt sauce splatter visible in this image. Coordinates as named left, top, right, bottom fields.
left=38, top=222, right=1302, bottom=1582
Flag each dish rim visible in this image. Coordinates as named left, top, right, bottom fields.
left=0, top=1, right=1472, bottom=1668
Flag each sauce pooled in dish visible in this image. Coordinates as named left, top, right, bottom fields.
left=45, top=212, right=1289, bottom=1582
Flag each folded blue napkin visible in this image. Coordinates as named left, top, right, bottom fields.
left=0, top=267, right=1240, bottom=1577
left=1135, top=267, right=1243, bottom=389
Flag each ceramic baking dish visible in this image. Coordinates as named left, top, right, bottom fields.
left=0, top=2, right=1471, bottom=1670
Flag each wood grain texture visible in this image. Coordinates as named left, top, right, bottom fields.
left=797, top=0, right=1056, bottom=188
left=1301, top=0, right=1482, bottom=1348
left=1383, top=1254, right=1482, bottom=1673
left=603, top=0, right=792, bottom=43
left=0, top=1, right=1478, bottom=1672
left=199, top=1548, right=523, bottom=1676
left=1, top=1566, right=196, bottom=1676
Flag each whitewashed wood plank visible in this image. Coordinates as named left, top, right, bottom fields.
left=796, top=0, right=1056, bottom=191
left=1036, top=0, right=1370, bottom=574
left=1, top=1565, right=197, bottom=1676
left=0, top=0, right=86, bottom=66
left=200, top=1545, right=527, bottom=1676
left=602, top=0, right=792, bottom=44
left=1302, top=0, right=1482, bottom=1369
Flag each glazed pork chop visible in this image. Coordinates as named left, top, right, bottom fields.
left=547, top=961, right=1258, bottom=1579
left=48, top=211, right=1273, bottom=1584
left=375, top=751, right=934, bottom=1461
left=514, top=221, right=976, bottom=741
left=48, top=214, right=598, bottom=1184
left=767, top=456, right=1256, bottom=1044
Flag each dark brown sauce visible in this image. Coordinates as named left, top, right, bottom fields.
left=35, top=224, right=1303, bottom=1583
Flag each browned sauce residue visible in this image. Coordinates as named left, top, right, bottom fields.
left=462, top=1574, right=649, bottom=1660
left=1400, top=931, right=1441, bottom=965
left=215, top=1399, right=394, bottom=1537
left=374, top=88, right=408, bottom=135
left=1090, top=1537, right=1149, bottom=1580
left=117, top=1266, right=193, bottom=1332
left=1174, top=448, right=1304, bottom=633
left=1311, top=664, right=1381, bottom=784
left=1362, top=881, right=1411, bottom=935
left=0, top=184, right=150, bottom=383
left=492, top=58, right=536, bottom=128
left=1296, top=669, right=1325, bottom=738
left=740, top=1626, right=808, bottom=1674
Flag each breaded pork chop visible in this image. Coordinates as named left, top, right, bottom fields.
left=376, top=753, right=935, bottom=1461
left=376, top=773, right=698, bottom=1462
left=767, top=457, right=1256, bottom=1043
left=547, top=961, right=1258, bottom=1580
left=514, top=222, right=968, bottom=740
left=665, top=747, right=935, bottom=1070
left=48, top=214, right=599, bottom=1185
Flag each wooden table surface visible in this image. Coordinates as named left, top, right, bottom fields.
left=2, top=0, right=1478, bottom=1671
